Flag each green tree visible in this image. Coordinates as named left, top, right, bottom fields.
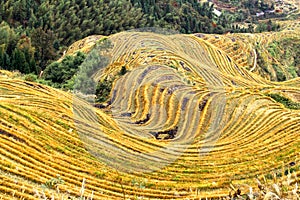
left=31, top=27, right=57, bottom=70
left=12, top=48, right=28, bottom=73
left=44, top=51, right=86, bottom=88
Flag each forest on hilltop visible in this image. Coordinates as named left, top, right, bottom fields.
left=0, top=0, right=283, bottom=78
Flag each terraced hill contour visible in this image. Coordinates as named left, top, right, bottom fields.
left=0, top=30, right=300, bottom=199
left=196, top=20, right=300, bottom=82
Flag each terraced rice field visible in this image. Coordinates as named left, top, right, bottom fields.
left=198, top=22, right=300, bottom=81
left=0, top=31, right=300, bottom=199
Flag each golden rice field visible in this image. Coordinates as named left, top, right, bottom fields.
left=0, top=30, right=300, bottom=199
left=200, top=22, right=300, bottom=81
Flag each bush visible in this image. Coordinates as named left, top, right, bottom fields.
left=24, top=73, right=37, bottom=82
left=95, top=79, right=113, bottom=103
left=43, top=51, right=86, bottom=87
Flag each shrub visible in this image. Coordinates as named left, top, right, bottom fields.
left=43, top=51, right=86, bottom=88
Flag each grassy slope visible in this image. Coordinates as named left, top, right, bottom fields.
left=0, top=30, right=300, bottom=199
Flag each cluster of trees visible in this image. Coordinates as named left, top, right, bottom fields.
left=0, top=0, right=148, bottom=73
left=43, top=51, right=86, bottom=89
left=22, top=51, right=86, bottom=90
left=0, top=22, right=37, bottom=74
left=0, top=21, right=58, bottom=74
left=130, top=0, right=225, bottom=33
left=218, top=0, right=282, bottom=24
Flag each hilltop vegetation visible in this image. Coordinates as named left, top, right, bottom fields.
left=0, top=0, right=287, bottom=76
left=0, top=0, right=147, bottom=71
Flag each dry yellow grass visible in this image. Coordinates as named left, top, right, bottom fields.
left=0, top=31, right=299, bottom=199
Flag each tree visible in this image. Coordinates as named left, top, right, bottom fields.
left=31, top=27, right=57, bottom=70
left=11, top=48, right=28, bottom=73
left=43, top=51, right=86, bottom=87
left=0, top=47, right=4, bottom=69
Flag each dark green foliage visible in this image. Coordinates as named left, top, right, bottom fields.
left=31, top=28, right=57, bottom=69
left=266, top=93, right=300, bottom=110
left=0, top=0, right=147, bottom=73
left=130, top=0, right=224, bottom=34
left=71, top=38, right=118, bottom=102
left=43, top=51, right=86, bottom=89
left=120, top=66, right=127, bottom=75
left=222, top=0, right=273, bottom=14
left=12, top=48, right=28, bottom=73
left=0, top=22, right=37, bottom=73
left=0, top=47, right=11, bottom=70
left=95, top=61, right=126, bottom=104
left=95, top=79, right=114, bottom=103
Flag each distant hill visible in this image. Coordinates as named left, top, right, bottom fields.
left=55, top=20, right=300, bottom=83
left=2, top=0, right=292, bottom=74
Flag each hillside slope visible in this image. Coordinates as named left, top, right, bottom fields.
left=0, top=31, right=300, bottom=199
left=195, top=20, right=300, bottom=82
